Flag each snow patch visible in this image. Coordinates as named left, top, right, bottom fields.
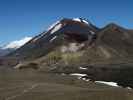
left=32, top=37, right=39, bottom=42
left=50, top=23, right=62, bottom=34
left=127, top=87, right=132, bottom=90
left=73, top=18, right=81, bottom=22
left=73, top=18, right=90, bottom=25
left=70, top=73, right=87, bottom=77
left=69, top=73, right=90, bottom=81
left=82, top=19, right=89, bottom=25
left=82, top=78, right=90, bottom=81
left=32, top=33, right=46, bottom=42
left=95, top=81, right=119, bottom=87
left=3, top=37, right=32, bottom=49
left=47, top=20, right=60, bottom=30
left=50, top=36, right=57, bottom=42
left=79, top=67, right=87, bottom=70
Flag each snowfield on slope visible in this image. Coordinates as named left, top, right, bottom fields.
left=95, top=81, right=119, bottom=87
left=50, top=23, right=62, bottom=34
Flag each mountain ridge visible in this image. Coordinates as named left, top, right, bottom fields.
left=7, top=18, right=98, bottom=60
left=2, top=18, right=133, bottom=88
left=7, top=18, right=132, bottom=61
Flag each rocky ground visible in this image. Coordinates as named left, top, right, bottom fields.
left=0, top=69, right=133, bottom=100
left=1, top=18, right=133, bottom=100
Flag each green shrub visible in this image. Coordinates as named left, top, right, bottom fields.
left=62, top=52, right=83, bottom=64
left=46, top=51, right=62, bottom=65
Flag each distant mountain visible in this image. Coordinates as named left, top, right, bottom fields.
left=0, top=37, right=32, bottom=57
left=3, top=37, right=32, bottom=49
left=0, top=47, right=14, bottom=57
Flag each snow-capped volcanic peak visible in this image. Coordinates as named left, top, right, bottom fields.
left=48, top=18, right=90, bottom=32
left=73, top=18, right=90, bottom=25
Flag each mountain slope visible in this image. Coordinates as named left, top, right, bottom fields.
left=95, top=23, right=133, bottom=59
left=6, top=19, right=133, bottom=66
left=3, top=37, right=32, bottom=49
left=5, top=18, right=133, bottom=88
left=0, top=48, right=14, bottom=57
left=7, top=18, right=98, bottom=60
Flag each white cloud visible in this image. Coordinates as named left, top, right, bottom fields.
left=3, top=37, right=32, bottom=49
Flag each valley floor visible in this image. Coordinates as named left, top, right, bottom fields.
left=0, top=69, right=133, bottom=100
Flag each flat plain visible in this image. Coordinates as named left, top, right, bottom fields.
left=0, top=69, right=133, bottom=100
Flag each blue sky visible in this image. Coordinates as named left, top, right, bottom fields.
left=0, top=0, right=133, bottom=46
